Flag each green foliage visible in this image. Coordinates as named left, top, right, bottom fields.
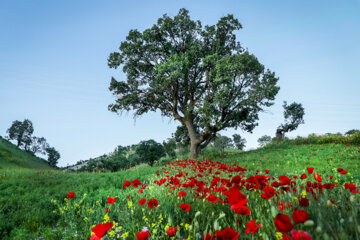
left=0, top=136, right=52, bottom=170
left=162, top=138, right=177, bottom=158
left=291, top=132, right=360, bottom=145
left=135, top=139, right=166, bottom=166
left=257, top=135, right=272, bottom=147
left=212, top=134, right=233, bottom=156
left=232, top=134, right=246, bottom=150
left=345, top=129, right=360, bottom=136
left=6, top=119, right=34, bottom=147
left=46, top=147, right=60, bottom=167
left=278, top=101, right=305, bottom=133
left=30, top=136, right=49, bottom=155
left=107, top=8, right=280, bottom=157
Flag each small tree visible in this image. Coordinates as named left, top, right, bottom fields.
left=46, top=147, right=60, bottom=167
left=6, top=119, right=34, bottom=147
left=163, top=138, right=177, bottom=158
left=30, top=137, right=49, bottom=155
left=258, top=135, right=272, bottom=147
left=345, top=129, right=360, bottom=136
left=276, top=101, right=305, bottom=143
left=135, top=140, right=166, bottom=166
left=232, top=134, right=246, bottom=150
left=213, top=134, right=233, bottom=156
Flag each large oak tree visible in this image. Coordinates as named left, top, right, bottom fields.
left=108, top=9, right=280, bottom=159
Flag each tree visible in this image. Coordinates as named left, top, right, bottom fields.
left=276, top=101, right=305, bottom=143
left=232, top=134, right=246, bottom=150
left=163, top=138, right=177, bottom=158
left=46, top=147, right=60, bottom=167
left=30, top=137, right=49, bottom=155
left=257, top=135, right=272, bottom=147
left=108, top=8, right=280, bottom=159
left=135, top=140, right=166, bottom=166
left=345, top=129, right=360, bottom=136
left=6, top=119, right=34, bottom=147
left=213, top=134, right=233, bottom=156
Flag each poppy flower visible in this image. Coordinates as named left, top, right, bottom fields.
left=202, top=233, right=215, bottom=240
left=265, top=169, right=270, bottom=174
left=136, top=231, right=149, bottom=240
left=167, top=226, right=177, bottom=237
left=307, top=167, right=314, bottom=174
left=124, top=180, right=132, bottom=189
left=279, top=175, right=291, bottom=185
left=107, top=197, right=116, bottom=205
left=179, top=203, right=191, bottom=212
left=139, top=198, right=146, bottom=206
left=178, top=191, right=187, bottom=198
left=132, top=179, right=141, bottom=188
left=313, top=173, right=322, bottom=182
left=299, top=197, right=309, bottom=207
left=215, top=227, right=240, bottom=240
left=230, top=200, right=251, bottom=215
left=92, top=222, right=113, bottom=239
left=274, top=214, right=294, bottom=233
left=300, top=174, right=307, bottom=179
left=66, top=192, right=75, bottom=198
left=261, top=186, right=275, bottom=200
left=292, top=210, right=308, bottom=224
left=127, top=194, right=131, bottom=200
left=290, top=230, right=312, bottom=240
left=245, top=219, right=262, bottom=235
left=147, top=198, right=158, bottom=209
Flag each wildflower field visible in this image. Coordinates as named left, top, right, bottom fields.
left=1, top=143, right=360, bottom=240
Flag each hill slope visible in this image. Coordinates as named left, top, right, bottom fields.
left=0, top=136, right=53, bottom=169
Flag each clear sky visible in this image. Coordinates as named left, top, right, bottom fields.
left=1, top=0, right=359, bottom=167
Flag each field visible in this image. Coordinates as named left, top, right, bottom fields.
left=0, top=142, right=359, bottom=240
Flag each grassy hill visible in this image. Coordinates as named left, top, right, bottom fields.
left=0, top=136, right=53, bottom=170
left=0, top=141, right=359, bottom=239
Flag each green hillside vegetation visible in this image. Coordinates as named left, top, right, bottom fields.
left=0, top=136, right=53, bottom=170
left=0, top=138, right=359, bottom=239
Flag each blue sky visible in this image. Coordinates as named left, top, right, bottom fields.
left=1, top=1, right=359, bottom=166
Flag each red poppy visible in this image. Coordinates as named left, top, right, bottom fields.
left=136, top=231, right=149, bottom=240
left=167, top=226, right=177, bottom=237
left=179, top=203, right=191, bottom=212
left=127, top=194, right=131, bottom=200
left=313, top=173, right=322, bottom=182
left=147, top=198, right=158, bottom=209
left=139, top=198, right=146, bottom=206
left=230, top=200, right=250, bottom=215
left=107, top=197, right=116, bottom=205
left=215, top=227, right=240, bottom=240
left=132, top=179, right=141, bottom=188
left=223, top=186, right=246, bottom=205
left=265, top=169, right=270, bottom=174
left=274, top=214, right=294, bottom=233
left=300, top=174, right=307, bottom=179
left=178, top=191, right=187, bottom=198
left=124, top=180, right=132, bottom=189
left=105, top=207, right=110, bottom=213
left=66, top=192, right=75, bottom=198
left=299, top=197, right=309, bottom=207
left=290, top=230, right=312, bottom=240
left=261, top=186, right=275, bottom=200
left=92, top=222, right=113, bottom=238
left=202, top=233, right=215, bottom=240
left=292, top=210, right=308, bottom=224
left=279, top=175, right=291, bottom=185
left=307, top=167, right=314, bottom=174
left=245, top=219, right=262, bottom=235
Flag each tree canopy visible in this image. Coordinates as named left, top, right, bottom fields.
left=7, top=119, right=34, bottom=147
left=46, top=147, right=60, bottom=167
left=276, top=101, right=305, bottom=142
left=232, top=134, right=246, bottom=150
left=108, top=8, right=280, bottom=159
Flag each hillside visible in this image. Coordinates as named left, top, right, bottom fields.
left=0, top=136, right=53, bottom=169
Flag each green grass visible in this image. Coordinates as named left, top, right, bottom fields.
left=0, top=142, right=359, bottom=239
left=0, top=136, right=53, bottom=170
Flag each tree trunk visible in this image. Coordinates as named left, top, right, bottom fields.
left=276, top=129, right=284, bottom=143
left=190, top=142, right=201, bottom=160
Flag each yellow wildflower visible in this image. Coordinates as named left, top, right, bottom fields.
left=276, top=232, right=283, bottom=240
left=104, top=214, right=110, bottom=223
left=83, top=217, right=88, bottom=222
left=121, top=232, right=129, bottom=239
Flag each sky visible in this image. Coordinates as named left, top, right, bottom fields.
left=1, top=0, right=359, bottom=167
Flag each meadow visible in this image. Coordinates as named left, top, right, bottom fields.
left=0, top=142, right=359, bottom=240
